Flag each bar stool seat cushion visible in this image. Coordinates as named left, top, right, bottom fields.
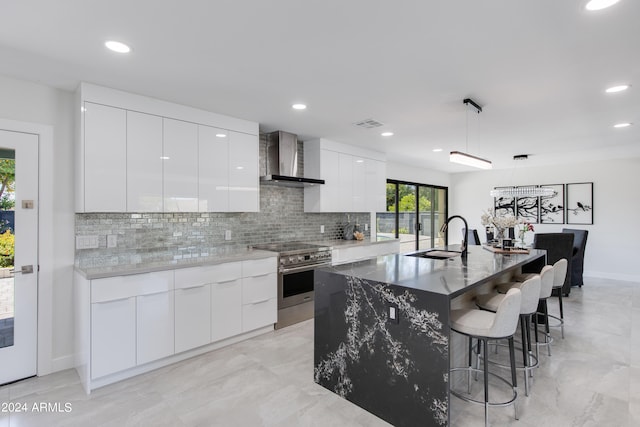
left=451, top=288, right=522, bottom=339
left=480, top=276, right=541, bottom=316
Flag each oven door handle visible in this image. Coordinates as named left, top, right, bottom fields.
left=280, top=262, right=332, bottom=274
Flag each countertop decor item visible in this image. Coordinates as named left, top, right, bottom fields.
left=518, top=222, right=535, bottom=246
left=481, top=207, right=520, bottom=243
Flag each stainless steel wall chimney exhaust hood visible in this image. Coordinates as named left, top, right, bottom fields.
left=261, top=131, right=325, bottom=186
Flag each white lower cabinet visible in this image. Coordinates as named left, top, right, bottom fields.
left=77, top=255, right=277, bottom=392
left=91, top=297, right=136, bottom=379
left=332, top=241, right=401, bottom=266
left=136, top=291, right=175, bottom=365
left=211, top=279, right=243, bottom=341
left=175, top=285, right=211, bottom=353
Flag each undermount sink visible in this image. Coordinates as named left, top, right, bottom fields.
left=405, top=250, right=462, bottom=260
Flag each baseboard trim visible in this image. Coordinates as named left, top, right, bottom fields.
left=584, top=271, right=640, bottom=283
left=50, top=354, right=75, bottom=373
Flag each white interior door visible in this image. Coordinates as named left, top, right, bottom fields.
left=0, top=129, right=38, bottom=385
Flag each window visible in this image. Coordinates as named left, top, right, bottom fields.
left=377, top=180, right=448, bottom=253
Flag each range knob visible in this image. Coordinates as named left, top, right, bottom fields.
left=288, top=256, right=295, bottom=264
left=298, top=255, right=305, bottom=262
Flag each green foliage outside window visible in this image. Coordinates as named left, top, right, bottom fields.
left=0, top=230, right=15, bottom=268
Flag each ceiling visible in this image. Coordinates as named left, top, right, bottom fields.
left=1, top=0, right=638, bottom=173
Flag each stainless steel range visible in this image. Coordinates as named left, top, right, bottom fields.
left=251, top=242, right=332, bottom=329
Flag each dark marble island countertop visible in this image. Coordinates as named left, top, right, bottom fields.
left=318, top=245, right=546, bottom=298
left=313, top=245, right=546, bottom=427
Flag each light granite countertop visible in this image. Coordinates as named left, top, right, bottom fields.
left=75, top=248, right=277, bottom=280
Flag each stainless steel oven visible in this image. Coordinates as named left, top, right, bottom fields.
left=251, top=242, right=332, bottom=329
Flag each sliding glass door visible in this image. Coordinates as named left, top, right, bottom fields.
left=378, top=180, right=448, bottom=253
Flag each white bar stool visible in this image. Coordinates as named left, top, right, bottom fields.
left=549, top=259, right=568, bottom=339
left=476, top=275, right=541, bottom=396
left=450, top=288, right=522, bottom=427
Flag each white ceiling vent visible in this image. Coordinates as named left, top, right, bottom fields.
left=353, top=118, right=384, bottom=129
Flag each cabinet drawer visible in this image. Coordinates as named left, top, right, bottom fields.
left=242, top=298, right=276, bottom=332
left=242, top=273, right=277, bottom=304
left=174, top=262, right=242, bottom=289
left=242, top=257, right=277, bottom=277
left=91, top=270, right=174, bottom=303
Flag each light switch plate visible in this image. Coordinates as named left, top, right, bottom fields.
left=320, top=225, right=325, bottom=233
left=107, top=235, right=117, bottom=248
left=225, top=230, right=232, bottom=241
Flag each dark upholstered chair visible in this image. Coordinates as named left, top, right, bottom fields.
left=462, top=228, right=481, bottom=245
left=531, top=233, right=574, bottom=296
left=562, top=228, right=589, bottom=287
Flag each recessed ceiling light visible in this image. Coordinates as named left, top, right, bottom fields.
left=105, top=40, right=131, bottom=53
left=381, top=132, right=394, bottom=137
left=605, top=84, right=630, bottom=93
left=585, top=0, right=620, bottom=11
left=215, top=133, right=227, bottom=138
left=613, top=122, right=632, bottom=128
left=236, top=166, right=244, bottom=170
left=292, top=104, right=307, bottom=110
left=433, top=148, right=443, bottom=152
left=160, top=156, right=170, bottom=160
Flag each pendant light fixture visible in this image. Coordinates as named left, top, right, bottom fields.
left=489, top=154, right=556, bottom=198
left=450, top=98, right=493, bottom=169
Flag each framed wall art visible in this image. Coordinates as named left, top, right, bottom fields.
left=566, top=182, right=593, bottom=224
left=539, top=184, right=565, bottom=224
left=516, top=188, right=539, bottom=223
left=494, top=187, right=515, bottom=217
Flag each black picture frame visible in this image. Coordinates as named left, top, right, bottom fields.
left=566, top=182, right=593, bottom=224
left=539, top=184, right=565, bottom=224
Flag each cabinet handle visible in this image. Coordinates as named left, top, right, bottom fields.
left=93, top=296, right=132, bottom=304
left=216, top=278, right=239, bottom=284
left=179, top=284, right=207, bottom=291
left=249, top=273, right=272, bottom=278
left=139, top=290, right=169, bottom=297
left=250, top=298, right=271, bottom=305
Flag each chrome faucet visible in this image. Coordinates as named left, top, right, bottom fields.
left=440, top=215, right=469, bottom=258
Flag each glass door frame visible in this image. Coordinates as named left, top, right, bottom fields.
left=384, top=179, right=448, bottom=252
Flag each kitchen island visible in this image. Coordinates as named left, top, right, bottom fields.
left=314, top=247, right=545, bottom=427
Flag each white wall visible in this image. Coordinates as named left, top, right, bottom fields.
left=0, top=74, right=75, bottom=370
left=450, top=158, right=640, bottom=281
left=387, top=161, right=450, bottom=187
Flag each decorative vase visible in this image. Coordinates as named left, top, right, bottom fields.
left=495, top=227, right=505, bottom=242
left=518, top=229, right=526, bottom=247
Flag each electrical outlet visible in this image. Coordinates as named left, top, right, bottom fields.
left=320, top=225, right=325, bottom=233
left=364, top=223, right=369, bottom=231
left=75, top=235, right=99, bottom=250
left=107, top=234, right=117, bottom=248
left=388, top=304, right=399, bottom=323
left=225, top=230, right=232, bottom=241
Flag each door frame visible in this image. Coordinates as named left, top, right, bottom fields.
left=0, top=118, right=54, bottom=377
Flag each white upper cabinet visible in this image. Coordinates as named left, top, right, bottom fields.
left=83, top=102, right=127, bottom=212
left=198, top=125, right=229, bottom=212
left=163, top=118, right=199, bottom=212
left=127, top=111, right=163, bottom=212
left=228, top=131, right=259, bottom=212
left=76, top=83, right=259, bottom=213
left=304, top=139, right=386, bottom=213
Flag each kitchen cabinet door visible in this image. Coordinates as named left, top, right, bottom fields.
left=127, top=111, right=163, bottom=211
left=91, top=297, right=136, bottom=379
left=367, top=159, right=387, bottom=212
left=198, top=125, right=229, bottom=212
left=137, top=291, right=175, bottom=365
left=163, top=118, right=198, bottom=212
left=352, top=156, right=367, bottom=211
left=175, top=284, right=211, bottom=353
left=338, top=153, right=354, bottom=212
left=228, top=131, right=259, bottom=212
left=83, top=102, right=127, bottom=212
left=211, top=279, right=242, bottom=342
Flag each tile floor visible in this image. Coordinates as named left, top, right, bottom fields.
left=0, top=276, right=638, bottom=426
